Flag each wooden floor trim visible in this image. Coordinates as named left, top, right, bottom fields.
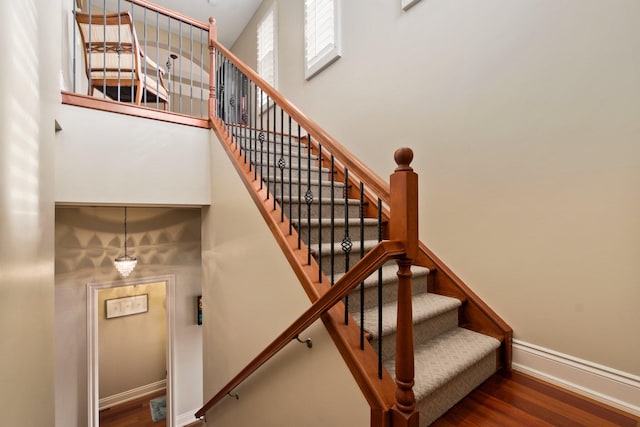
left=513, top=339, right=640, bottom=417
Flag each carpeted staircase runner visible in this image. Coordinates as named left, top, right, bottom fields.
left=236, top=129, right=500, bottom=426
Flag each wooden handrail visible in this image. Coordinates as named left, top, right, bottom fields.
left=208, top=37, right=391, bottom=204
left=194, top=240, right=407, bottom=419
left=124, top=0, right=209, bottom=30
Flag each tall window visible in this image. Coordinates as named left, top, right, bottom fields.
left=304, top=0, right=341, bottom=80
left=257, top=3, right=277, bottom=103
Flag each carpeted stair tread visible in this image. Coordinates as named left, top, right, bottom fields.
left=384, top=328, right=500, bottom=401
left=293, top=217, right=378, bottom=227
left=252, top=162, right=329, bottom=174
left=277, top=195, right=360, bottom=206
left=267, top=176, right=343, bottom=188
left=359, top=292, right=461, bottom=339
left=336, top=262, right=430, bottom=291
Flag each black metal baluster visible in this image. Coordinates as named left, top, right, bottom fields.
left=318, top=145, right=323, bottom=283
left=254, top=84, right=259, bottom=181
left=330, top=155, right=335, bottom=286
left=243, top=75, right=248, bottom=164
left=266, top=95, right=270, bottom=200
left=277, top=107, right=283, bottom=213
left=248, top=80, right=252, bottom=172
left=272, top=98, right=277, bottom=208
left=288, top=116, right=293, bottom=234
left=360, top=182, right=365, bottom=350
left=342, top=167, right=352, bottom=325
left=377, top=197, right=383, bottom=379
left=306, top=135, right=313, bottom=265
left=297, top=124, right=302, bottom=250
left=246, top=77, right=251, bottom=169
left=259, top=91, right=264, bottom=190
left=167, top=17, right=172, bottom=112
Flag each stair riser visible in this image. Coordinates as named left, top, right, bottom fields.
left=316, top=249, right=369, bottom=277
left=279, top=200, right=361, bottom=220
left=232, top=132, right=305, bottom=146
left=418, top=352, right=497, bottom=427
left=236, top=136, right=309, bottom=150
left=371, top=309, right=459, bottom=363
left=267, top=181, right=344, bottom=199
left=296, top=223, right=378, bottom=245
left=347, top=272, right=428, bottom=314
left=242, top=146, right=318, bottom=163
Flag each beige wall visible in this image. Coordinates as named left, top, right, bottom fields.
left=201, top=133, right=369, bottom=426
left=55, top=207, right=203, bottom=426
left=0, top=0, right=59, bottom=425
left=231, top=0, right=640, bottom=376
left=56, top=105, right=210, bottom=206
left=98, top=282, right=167, bottom=398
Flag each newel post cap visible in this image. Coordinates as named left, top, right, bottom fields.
left=394, top=148, right=414, bottom=172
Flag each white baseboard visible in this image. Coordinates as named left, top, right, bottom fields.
left=99, top=379, right=167, bottom=410
left=176, top=408, right=202, bottom=427
left=512, top=339, right=640, bottom=416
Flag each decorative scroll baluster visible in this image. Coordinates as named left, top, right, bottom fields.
left=254, top=85, right=259, bottom=181
left=277, top=107, right=283, bottom=213
left=330, top=155, right=335, bottom=286
left=305, top=135, right=313, bottom=265
left=342, top=167, right=352, bottom=324
left=259, top=90, right=264, bottom=189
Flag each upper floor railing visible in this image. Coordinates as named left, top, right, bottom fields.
left=65, top=0, right=210, bottom=120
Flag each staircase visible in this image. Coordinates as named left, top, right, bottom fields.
left=233, top=128, right=501, bottom=426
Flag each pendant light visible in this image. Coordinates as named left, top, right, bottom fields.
left=114, top=207, right=137, bottom=277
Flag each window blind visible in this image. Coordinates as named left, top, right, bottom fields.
left=304, top=0, right=340, bottom=79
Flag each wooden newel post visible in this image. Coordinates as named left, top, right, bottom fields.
left=390, top=148, right=420, bottom=427
left=208, top=17, right=217, bottom=123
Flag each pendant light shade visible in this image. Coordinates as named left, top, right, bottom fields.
left=114, top=207, right=137, bottom=277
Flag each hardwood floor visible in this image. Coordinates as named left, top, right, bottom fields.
left=433, top=371, right=639, bottom=426
left=98, top=372, right=637, bottom=426
left=99, top=390, right=168, bottom=427
left=98, top=389, right=205, bottom=427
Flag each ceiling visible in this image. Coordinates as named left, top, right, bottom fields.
left=139, top=0, right=262, bottom=47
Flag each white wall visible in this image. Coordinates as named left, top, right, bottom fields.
left=201, top=133, right=369, bottom=426
left=55, top=105, right=211, bottom=206
left=231, top=0, right=640, bottom=376
left=55, top=207, right=203, bottom=426
left=0, top=0, right=58, bottom=425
